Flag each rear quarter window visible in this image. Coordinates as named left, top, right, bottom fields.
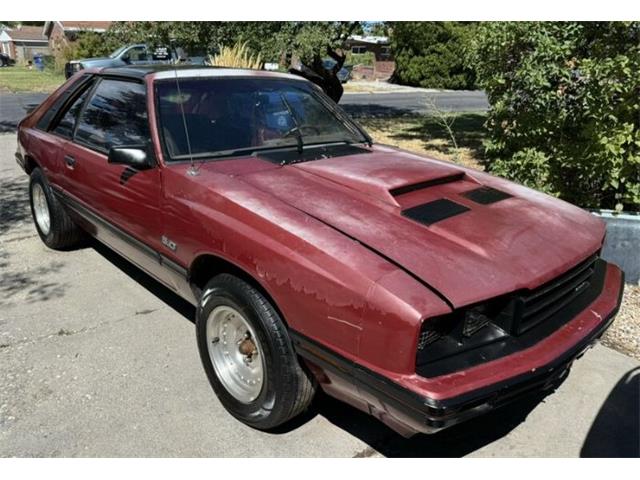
left=35, top=74, right=94, bottom=131
left=49, top=87, right=92, bottom=139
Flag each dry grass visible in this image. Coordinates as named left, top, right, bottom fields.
left=208, top=42, right=263, bottom=70
left=359, top=114, right=486, bottom=170
left=0, top=66, right=65, bottom=93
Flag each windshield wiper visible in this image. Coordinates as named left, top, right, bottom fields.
left=279, top=93, right=304, bottom=154
left=171, top=144, right=296, bottom=161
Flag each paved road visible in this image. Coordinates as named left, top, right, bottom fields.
left=0, top=92, right=46, bottom=133
left=341, top=90, right=489, bottom=117
left=0, top=89, right=488, bottom=134
left=0, top=133, right=638, bottom=457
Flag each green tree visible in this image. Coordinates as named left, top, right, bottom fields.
left=108, top=21, right=359, bottom=101
left=390, top=22, right=477, bottom=89
left=469, top=22, right=640, bottom=211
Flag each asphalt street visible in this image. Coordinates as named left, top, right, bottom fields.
left=0, top=89, right=488, bottom=133
left=0, top=91, right=46, bottom=133
left=341, top=90, right=489, bottom=117
left=0, top=132, right=638, bottom=457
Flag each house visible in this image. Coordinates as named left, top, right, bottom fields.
left=345, top=35, right=395, bottom=81
left=43, top=21, right=113, bottom=58
left=0, top=25, right=50, bottom=63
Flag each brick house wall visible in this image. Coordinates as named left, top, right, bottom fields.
left=0, top=26, right=50, bottom=63
left=345, top=36, right=395, bottom=81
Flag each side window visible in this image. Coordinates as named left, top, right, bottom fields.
left=126, top=46, right=148, bottom=62
left=50, top=86, right=91, bottom=138
left=75, top=79, right=149, bottom=153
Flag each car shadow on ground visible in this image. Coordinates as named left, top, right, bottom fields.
left=89, top=239, right=196, bottom=322
left=278, top=388, right=551, bottom=457
left=580, top=367, right=640, bottom=458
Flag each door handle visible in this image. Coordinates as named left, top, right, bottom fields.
left=64, top=155, right=76, bottom=168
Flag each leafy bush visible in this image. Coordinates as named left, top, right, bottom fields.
left=346, top=51, right=374, bottom=67
left=52, top=31, right=120, bottom=73
left=390, top=22, right=477, bottom=89
left=469, top=22, right=640, bottom=211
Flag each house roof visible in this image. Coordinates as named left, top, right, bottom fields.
left=43, top=21, right=112, bottom=37
left=2, top=25, right=47, bottom=42
left=347, top=35, right=390, bottom=45
left=58, top=21, right=112, bottom=31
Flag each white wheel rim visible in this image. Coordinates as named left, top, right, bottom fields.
left=206, top=305, right=265, bottom=403
left=32, top=183, right=51, bottom=235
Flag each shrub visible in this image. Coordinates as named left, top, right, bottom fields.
left=390, top=22, right=477, bottom=90
left=469, top=22, right=640, bottom=211
left=346, top=51, right=374, bottom=67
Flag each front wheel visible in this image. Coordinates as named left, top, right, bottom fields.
left=195, top=274, right=316, bottom=430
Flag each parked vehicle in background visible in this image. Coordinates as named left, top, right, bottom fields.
left=64, top=43, right=207, bottom=78
left=0, top=52, right=15, bottom=67
left=16, top=65, right=624, bottom=438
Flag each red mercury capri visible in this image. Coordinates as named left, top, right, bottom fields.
left=15, top=65, right=624, bottom=437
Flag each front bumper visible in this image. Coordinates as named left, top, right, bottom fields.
left=293, top=262, right=624, bottom=436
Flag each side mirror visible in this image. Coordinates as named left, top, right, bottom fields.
left=108, top=145, right=154, bottom=170
left=121, top=54, right=131, bottom=64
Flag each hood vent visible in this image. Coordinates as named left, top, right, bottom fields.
left=390, top=173, right=465, bottom=198
left=403, top=198, right=470, bottom=226
left=462, top=186, right=512, bottom=205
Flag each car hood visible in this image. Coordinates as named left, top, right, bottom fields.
left=73, top=57, right=126, bottom=68
left=233, top=145, right=605, bottom=307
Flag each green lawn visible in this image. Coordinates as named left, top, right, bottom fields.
left=0, top=66, right=65, bottom=93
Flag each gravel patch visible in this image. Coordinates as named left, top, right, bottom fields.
left=602, top=284, right=640, bottom=360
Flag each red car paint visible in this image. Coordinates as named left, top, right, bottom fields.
left=16, top=67, right=624, bottom=436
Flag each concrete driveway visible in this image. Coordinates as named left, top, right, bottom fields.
left=0, top=132, right=638, bottom=457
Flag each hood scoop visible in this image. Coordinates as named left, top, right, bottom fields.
left=294, top=152, right=467, bottom=207
left=389, top=172, right=465, bottom=198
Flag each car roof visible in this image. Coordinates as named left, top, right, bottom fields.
left=98, top=64, right=306, bottom=83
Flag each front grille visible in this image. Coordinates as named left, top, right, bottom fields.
left=416, top=253, right=606, bottom=378
left=513, top=254, right=598, bottom=334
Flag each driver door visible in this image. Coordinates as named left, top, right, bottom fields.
left=63, top=77, right=172, bottom=285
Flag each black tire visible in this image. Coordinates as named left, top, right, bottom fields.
left=196, top=273, right=316, bottom=430
left=29, top=168, right=84, bottom=249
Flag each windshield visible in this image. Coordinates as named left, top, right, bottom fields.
left=155, top=77, right=367, bottom=161
left=109, top=45, right=130, bottom=59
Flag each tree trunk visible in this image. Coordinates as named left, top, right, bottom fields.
left=288, top=47, right=346, bottom=103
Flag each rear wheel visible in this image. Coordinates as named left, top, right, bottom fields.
left=196, top=274, right=316, bottom=430
left=29, top=168, right=84, bottom=249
